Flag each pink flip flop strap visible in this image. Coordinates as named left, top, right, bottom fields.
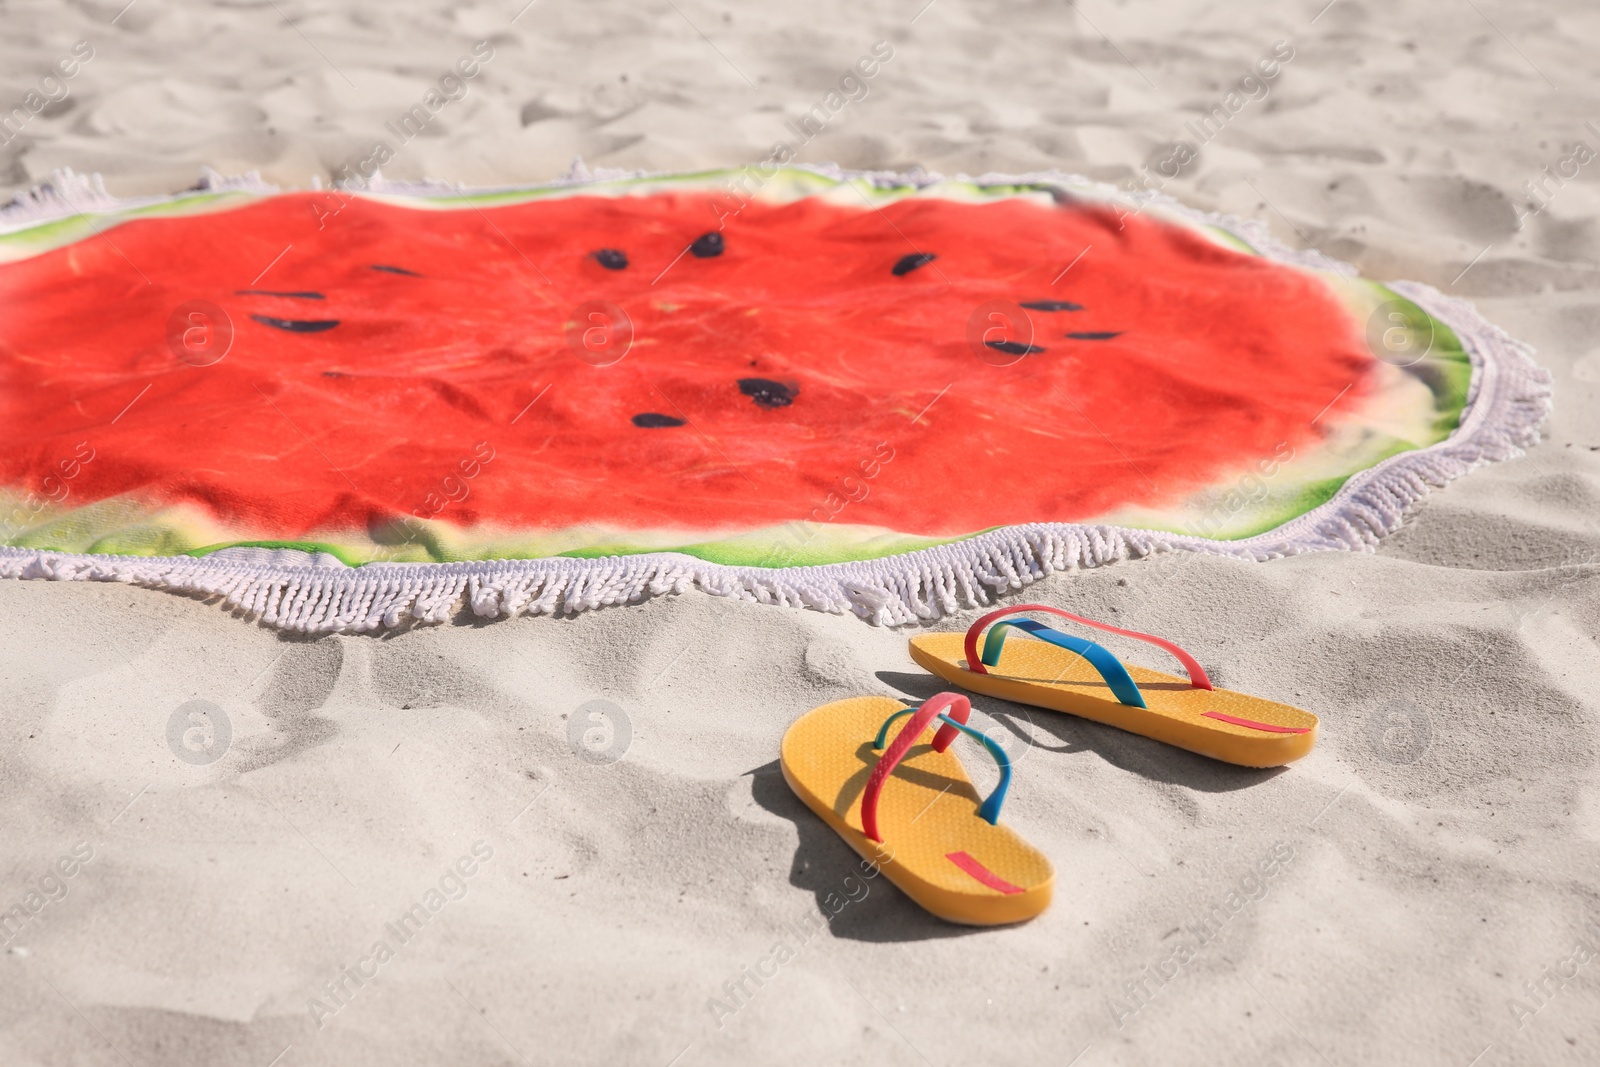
left=945, top=850, right=1025, bottom=894
left=961, top=603, right=1213, bottom=691
left=860, top=693, right=971, bottom=843
left=1201, top=710, right=1310, bottom=734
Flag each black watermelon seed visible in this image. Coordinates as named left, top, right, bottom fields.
left=1020, top=300, right=1083, bottom=311
left=738, top=378, right=795, bottom=408
left=985, top=340, right=1045, bottom=355
left=371, top=265, right=421, bottom=276
left=1066, top=331, right=1122, bottom=340
left=236, top=289, right=325, bottom=299
left=632, top=413, right=686, bottom=428
left=250, top=315, right=340, bottom=333
left=892, top=252, right=937, bottom=276
left=593, top=249, right=629, bottom=270
left=689, top=232, right=724, bottom=258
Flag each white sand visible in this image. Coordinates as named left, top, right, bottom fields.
left=3, top=1, right=1599, bottom=1064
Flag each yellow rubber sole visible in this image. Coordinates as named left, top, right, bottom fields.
left=780, top=696, right=1053, bottom=926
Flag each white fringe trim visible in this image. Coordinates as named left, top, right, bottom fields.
left=0, top=167, right=1552, bottom=632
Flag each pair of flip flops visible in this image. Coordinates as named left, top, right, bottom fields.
left=780, top=604, right=1319, bottom=926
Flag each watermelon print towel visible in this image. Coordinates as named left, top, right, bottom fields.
left=0, top=166, right=1550, bottom=632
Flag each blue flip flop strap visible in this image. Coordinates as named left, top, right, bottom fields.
left=872, top=708, right=1013, bottom=825
left=981, top=619, right=1148, bottom=708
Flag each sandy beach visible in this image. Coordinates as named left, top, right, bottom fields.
left=2, top=1, right=1599, bottom=1064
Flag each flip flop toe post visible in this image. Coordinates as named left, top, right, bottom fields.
left=780, top=694, right=1053, bottom=926
left=908, top=604, right=1318, bottom=768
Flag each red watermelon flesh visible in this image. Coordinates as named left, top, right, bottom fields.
left=0, top=188, right=1373, bottom=551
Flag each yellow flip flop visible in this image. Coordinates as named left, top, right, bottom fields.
left=780, top=692, right=1053, bottom=925
left=908, top=604, right=1317, bottom=768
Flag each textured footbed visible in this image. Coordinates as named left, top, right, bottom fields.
left=908, top=632, right=1318, bottom=768
left=780, top=696, right=1053, bottom=926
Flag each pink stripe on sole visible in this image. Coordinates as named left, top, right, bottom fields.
left=1202, top=711, right=1311, bottom=734
left=945, top=850, right=1025, bottom=894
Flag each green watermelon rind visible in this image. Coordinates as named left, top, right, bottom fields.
left=0, top=190, right=263, bottom=256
